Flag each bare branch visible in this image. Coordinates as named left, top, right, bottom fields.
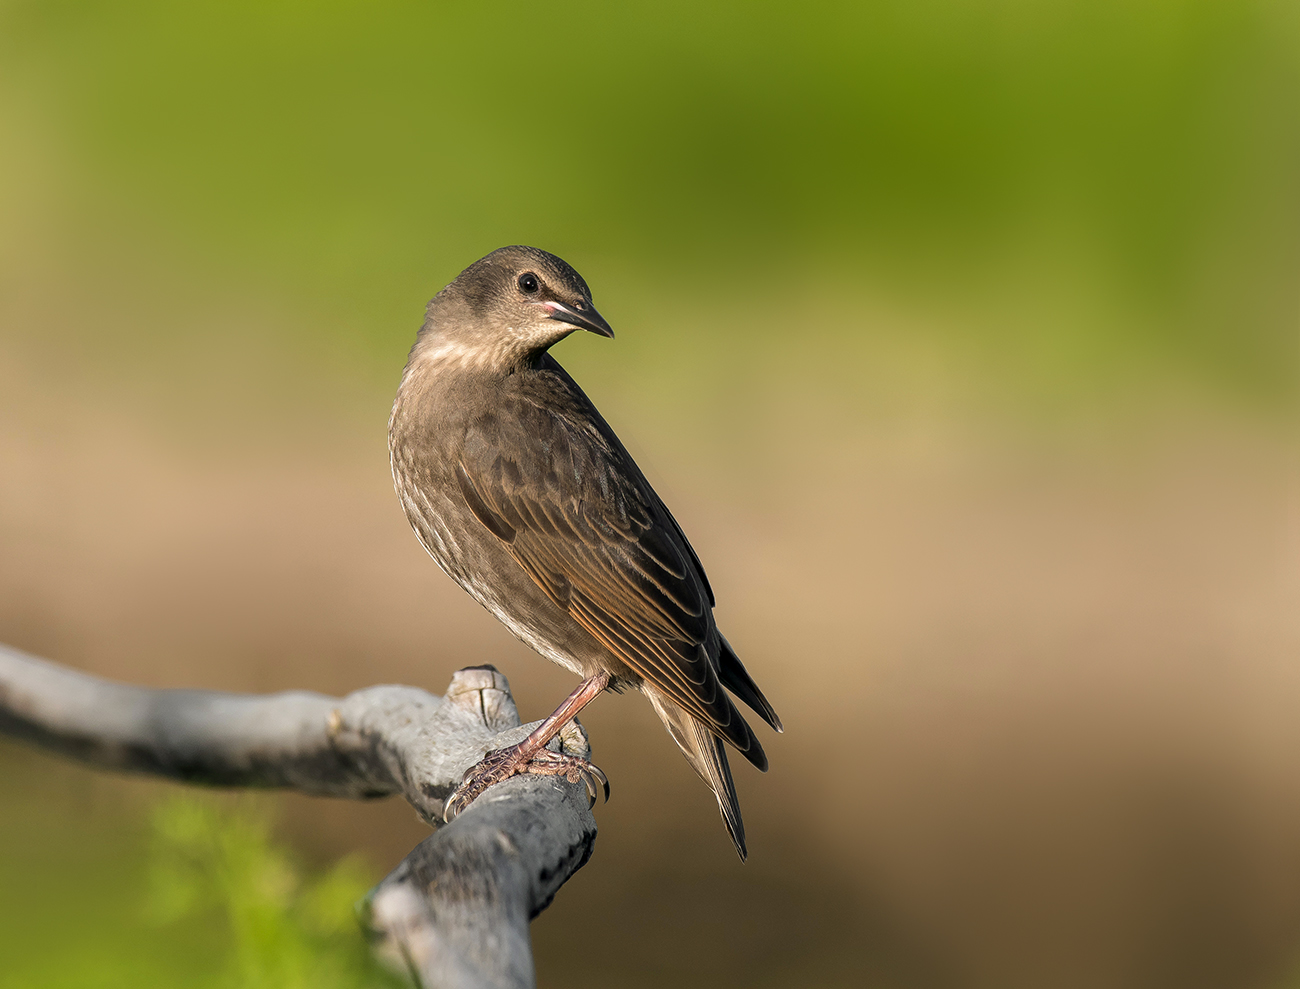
left=0, top=642, right=598, bottom=989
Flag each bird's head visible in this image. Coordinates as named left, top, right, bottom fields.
left=417, top=246, right=613, bottom=372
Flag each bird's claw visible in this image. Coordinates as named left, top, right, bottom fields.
left=567, top=757, right=610, bottom=807
left=442, top=744, right=610, bottom=822
left=530, top=746, right=609, bottom=806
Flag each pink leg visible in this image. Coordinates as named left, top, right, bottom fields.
left=443, top=672, right=611, bottom=821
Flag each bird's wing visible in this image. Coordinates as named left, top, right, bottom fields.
left=456, top=400, right=764, bottom=767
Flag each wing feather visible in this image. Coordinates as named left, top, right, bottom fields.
left=455, top=403, right=761, bottom=760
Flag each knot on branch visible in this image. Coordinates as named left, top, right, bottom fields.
left=324, top=665, right=591, bottom=826
left=0, top=644, right=599, bottom=989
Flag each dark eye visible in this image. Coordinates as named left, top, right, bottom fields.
left=518, top=272, right=540, bottom=294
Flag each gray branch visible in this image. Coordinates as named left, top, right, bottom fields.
left=0, top=642, right=598, bottom=989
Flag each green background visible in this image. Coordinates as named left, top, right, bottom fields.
left=2, top=2, right=1299, bottom=987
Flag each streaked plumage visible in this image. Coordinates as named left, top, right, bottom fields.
left=389, top=246, right=780, bottom=858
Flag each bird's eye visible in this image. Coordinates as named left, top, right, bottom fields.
left=518, top=272, right=540, bottom=294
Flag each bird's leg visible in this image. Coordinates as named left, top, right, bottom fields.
left=443, top=672, right=611, bottom=822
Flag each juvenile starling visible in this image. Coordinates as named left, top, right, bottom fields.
left=388, top=246, right=781, bottom=858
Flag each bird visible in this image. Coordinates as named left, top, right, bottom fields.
left=388, top=245, right=781, bottom=858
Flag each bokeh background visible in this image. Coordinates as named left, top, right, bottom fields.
left=2, top=1, right=1299, bottom=986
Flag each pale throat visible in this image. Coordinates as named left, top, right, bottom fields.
left=409, top=325, right=564, bottom=375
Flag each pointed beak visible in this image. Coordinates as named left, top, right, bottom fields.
left=543, top=300, right=615, bottom=339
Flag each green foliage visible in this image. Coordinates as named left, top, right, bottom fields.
left=0, top=774, right=407, bottom=989
left=0, top=0, right=1295, bottom=403
left=144, top=796, right=406, bottom=989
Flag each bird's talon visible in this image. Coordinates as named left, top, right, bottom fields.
left=441, top=744, right=608, bottom=823
left=583, top=763, right=610, bottom=803
left=442, top=795, right=460, bottom=823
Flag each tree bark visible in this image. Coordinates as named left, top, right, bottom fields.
left=0, top=642, right=598, bottom=989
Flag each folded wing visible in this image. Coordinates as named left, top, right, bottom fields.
left=456, top=401, right=769, bottom=770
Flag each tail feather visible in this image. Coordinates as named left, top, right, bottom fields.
left=724, top=696, right=769, bottom=773
left=718, top=634, right=784, bottom=734
left=645, top=687, right=748, bottom=860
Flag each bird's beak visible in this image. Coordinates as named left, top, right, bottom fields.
left=543, top=300, right=615, bottom=339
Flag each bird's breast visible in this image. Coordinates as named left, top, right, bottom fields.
left=390, top=444, right=597, bottom=680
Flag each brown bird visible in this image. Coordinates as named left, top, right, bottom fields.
left=388, top=246, right=781, bottom=858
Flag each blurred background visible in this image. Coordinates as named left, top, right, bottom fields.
left=1, top=0, right=1298, bottom=986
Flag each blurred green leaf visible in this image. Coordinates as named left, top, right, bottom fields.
left=145, top=796, right=404, bottom=989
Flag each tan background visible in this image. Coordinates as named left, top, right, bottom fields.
left=2, top=2, right=1299, bottom=987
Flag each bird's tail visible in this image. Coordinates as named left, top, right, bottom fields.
left=718, top=633, right=783, bottom=734
left=644, top=686, right=747, bottom=860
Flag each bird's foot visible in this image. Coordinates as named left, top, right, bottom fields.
left=442, top=744, right=609, bottom=822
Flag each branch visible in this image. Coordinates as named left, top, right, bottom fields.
left=0, top=642, right=598, bottom=989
